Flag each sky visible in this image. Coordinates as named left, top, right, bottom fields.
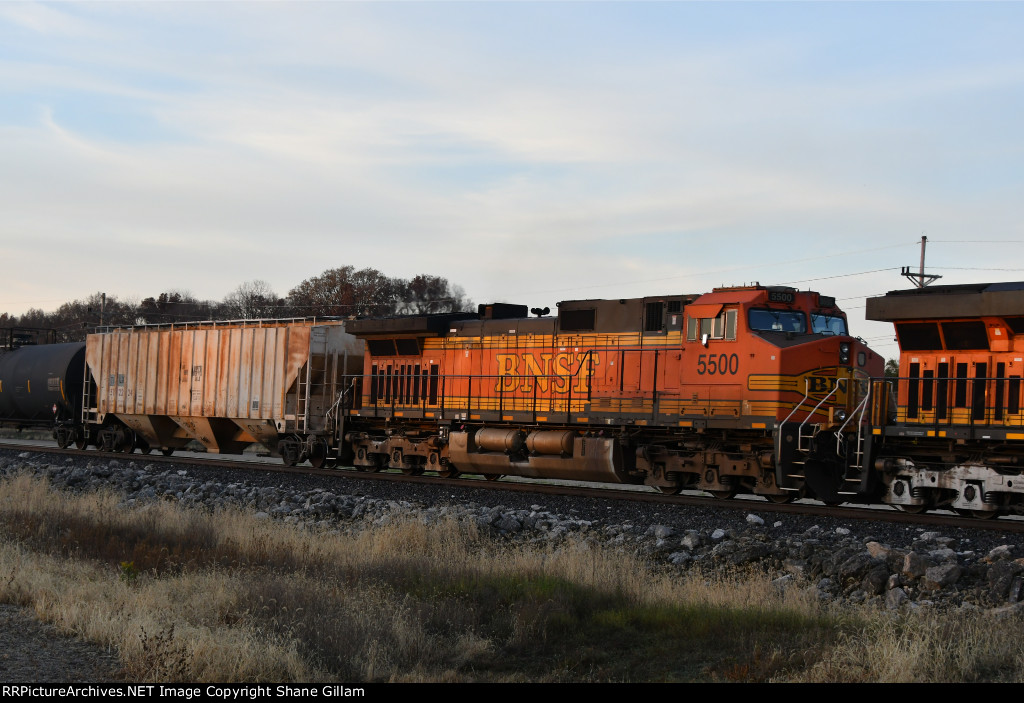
left=3, top=2, right=1024, bottom=361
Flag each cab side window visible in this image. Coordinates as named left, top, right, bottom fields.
left=687, top=309, right=736, bottom=341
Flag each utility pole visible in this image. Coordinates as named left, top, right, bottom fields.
left=901, top=235, right=942, bottom=288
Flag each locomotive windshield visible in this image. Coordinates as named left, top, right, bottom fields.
left=811, top=313, right=847, bottom=336
left=748, top=309, right=806, bottom=333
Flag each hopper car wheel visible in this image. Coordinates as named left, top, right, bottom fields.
left=483, top=474, right=503, bottom=482
left=972, top=510, right=999, bottom=520
left=161, top=448, right=175, bottom=457
left=656, top=485, right=683, bottom=495
left=767, top=495, right=795, bottom=504
left=115, top=431, right=136, bottom=453
left=309, top=442, right=330, bottom=469
left=74, top=436, right=88, bottom=451
left=438, top=468, right=461, bottom=479
left=139, top=441, right=152, bottom=455
left=710, top=489, right=737, bottom=500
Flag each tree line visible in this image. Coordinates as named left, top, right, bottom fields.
left=0, top=267, right=471, bottom=343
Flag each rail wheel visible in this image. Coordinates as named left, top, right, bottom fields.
left=710, top=489, right=737, bottom=500
left=308, top=441, right=330, bottom=469
left=74, top=435, right=88, bottom=451
left=437, top=467, right=461, bottom=479
left=897, top=505, right=928, bottom=514
left=972, top=509, right=999, bottom=520
left=55, top=428, right=73, bottom=449
left=115, top=429, right=136, bottom=453
left=401, top=467, right=425, bottom=476
left=161, top=448, right=175, bottom=457
left=483, top=474, right=503, bottom=482
left=656, top=485, right=683, bottom=495
left=767, top=494, right=795, bottom=504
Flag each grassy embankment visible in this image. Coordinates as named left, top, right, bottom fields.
left=1, top=472, right=1024, bottom=682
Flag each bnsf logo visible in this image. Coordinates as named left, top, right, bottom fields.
left=494, top=352, right=600, bottom=393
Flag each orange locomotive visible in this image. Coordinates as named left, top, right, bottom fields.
left=864, top=281, right=1024, bottom=517
left=344, top=284, right=883, bottom=503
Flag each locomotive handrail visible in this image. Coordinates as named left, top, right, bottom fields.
left=835, top=382, right=872, bottom=455
left=775, top=378, right=841, bottom=467
left=776, top=378, right=812, bottom=466
left=799, top=380, right=840, bottom=438
left=364, top=350, right=599, bottom=420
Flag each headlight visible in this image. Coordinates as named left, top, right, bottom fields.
left=839, top=342, right=850, bottom=364
left=834, top=409, right=847, bottom=423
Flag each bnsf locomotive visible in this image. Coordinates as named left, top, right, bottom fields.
left=344, top=285, right=880, bottom=504
left=1, top=284, right=888, bottom=507
left=862, top=281, right=1024, bottom=518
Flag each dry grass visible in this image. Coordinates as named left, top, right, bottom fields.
left=2, top=472, right=1024, bottom=681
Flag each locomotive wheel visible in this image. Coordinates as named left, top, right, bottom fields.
left=898, top=505, right=928, bottom=514
left=437, top=468, right=461, bottom=479
left=767, top=494, right=795, bottom=504
left=401, top=467, right=425, bottom=476
left=656, top=485, right=683, bottom=495
left=972, top=509, right=999, bottom=520
left=710, top=489, right=737, bottom=500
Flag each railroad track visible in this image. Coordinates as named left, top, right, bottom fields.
left=3, top=438, right=1023, bottom=534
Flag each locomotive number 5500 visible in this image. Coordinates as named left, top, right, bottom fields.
left=696, top=353, right=739, bottom=375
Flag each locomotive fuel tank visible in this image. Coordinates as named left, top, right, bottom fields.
left=0, top=342, right=85, bottom=426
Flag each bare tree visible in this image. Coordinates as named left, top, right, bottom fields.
left=289, top=267, right=473, bottom=318
left=138, top=290, right=212, bottom=324
left=220, top=280, right=282, bottom=320
left=397, top=274, right=472, bottom=314
left=287, top=266, right=403, bottom=317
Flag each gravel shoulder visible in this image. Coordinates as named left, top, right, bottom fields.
left=0, top=605, right=124, bottom=683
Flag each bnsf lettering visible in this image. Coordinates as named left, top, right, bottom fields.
left=696, top=353, right=739, bottom=376
left=808, top=377, right=847, bottom=394
left=495, top=352, right=600, bottom=393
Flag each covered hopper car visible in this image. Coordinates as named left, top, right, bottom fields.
left=76, top=318, right=365, bottom=463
